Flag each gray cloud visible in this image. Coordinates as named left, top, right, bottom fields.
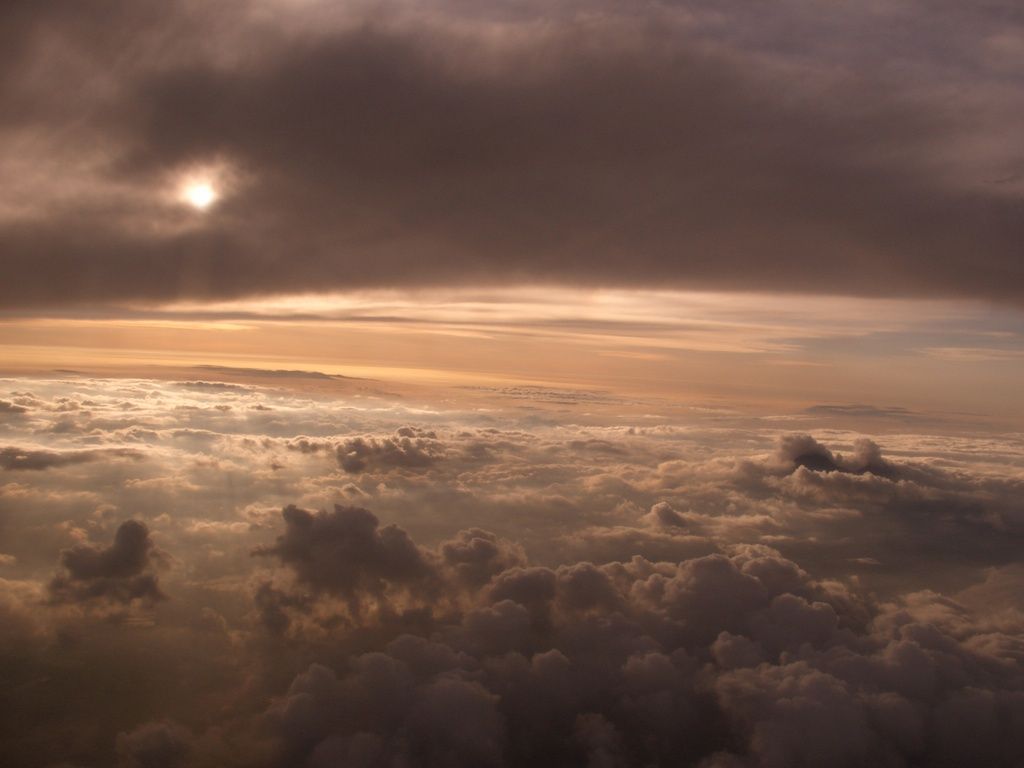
left=440, top=528, right=526, bottom=589
left=115, top=719, right=193, bottom=768
left=233, top=507, right=1024, bottom=768
left=772, top=434, right=897, bottom=478
left=254, top=504, right=436, bottom=608
left=0, top=445, right=143, bottom=471
left=193, top=366, right=353, bottom=381
left=1, top=1, right=1023, bottom=306
left=0, top=400, right=27, bottom=416
left=335, top=430, right=445, bottom=474
left=48, top=520, right=165, bottom=605
left=175, top=381, right=252, bottom=393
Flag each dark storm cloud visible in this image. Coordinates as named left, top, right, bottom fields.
left=1, top=0, right=1023, bottom=306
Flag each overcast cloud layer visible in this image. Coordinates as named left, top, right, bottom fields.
left=3, top=2, right=1024, bottom=765
left=1, top=375, right=1022, bottom=766
left=2, top=0, right=1024, bottom=306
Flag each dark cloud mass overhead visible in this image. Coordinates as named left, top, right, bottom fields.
left=1, top=0, right=1023, bottom=306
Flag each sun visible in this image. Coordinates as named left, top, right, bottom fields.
left=182, top=181, right=218, bottom=210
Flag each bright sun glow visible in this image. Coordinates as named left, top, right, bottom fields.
left=182, top=181, right=218, bottom=210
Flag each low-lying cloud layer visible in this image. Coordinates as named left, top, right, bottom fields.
left=0, top=375, right=1022, bottom=766
left=2, top=0, right=1023, bottom=306
left=247, top=506, right=1023, bottom=768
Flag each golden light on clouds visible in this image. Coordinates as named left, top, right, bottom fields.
left=1, top=288, right=1022, bottom=422
left=173, top=160, right=236, bottom=212
left=182, top=180, right=218, bottom=210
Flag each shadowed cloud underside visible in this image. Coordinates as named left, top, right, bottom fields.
left=1, top=0, right=1023, bottom=306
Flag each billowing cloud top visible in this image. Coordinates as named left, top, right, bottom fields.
left=1, top=375, right=1023, bottom=766
left=2, top=0, right=1023, bottom=306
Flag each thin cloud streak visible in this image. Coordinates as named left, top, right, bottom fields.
left=1, top=289, right=1022, bottom=421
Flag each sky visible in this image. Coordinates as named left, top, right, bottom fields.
left=1, top=2, right=1023, bottom=767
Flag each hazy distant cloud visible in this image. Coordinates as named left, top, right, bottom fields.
left=116, top=719, right=193, bottom=768
left=804, top=404, right=922, bottom=421
left=1, top=1, right=1023, bottom=306
left=175, top=380, right=251, bottom=393
left=0, top=445, right=143, bottom=471
left=193, top=366, right=352, bottom=381
left=0, top=400, right=27, bottom=416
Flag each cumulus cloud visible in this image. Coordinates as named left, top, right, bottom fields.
left=281, top=429, right=446, bottom=474
left=772, top=434, right=897, bottom=478
left=335, top=429, right=445, bottom=474
left=641, top=501, right=691, bottom=529
left=440, top=528, right=526, bottom=588
left=255, top=505, right=436, bottom=607
left=49, top=520, right=165, bottom=605
left=232, top=506, right=1024, bottom=768
left=1, top=377, right=1022, bottom=766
